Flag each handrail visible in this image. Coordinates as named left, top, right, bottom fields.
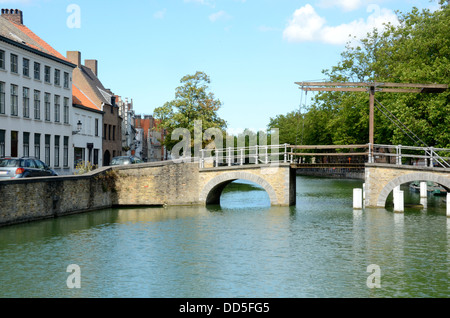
left=183, top=143, right=450, bottom=169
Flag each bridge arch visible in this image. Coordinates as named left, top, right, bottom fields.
left=377, top=172, right=450, bottom=207
left=199, top=171, right=278, bottom=206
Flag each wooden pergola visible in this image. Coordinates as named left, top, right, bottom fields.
left=295, top=82, right=448, bottom=157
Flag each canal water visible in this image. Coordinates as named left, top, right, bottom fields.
left=0, top=176, right=448, bottom=298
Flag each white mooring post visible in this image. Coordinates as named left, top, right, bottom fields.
left=420, top=182, right=427, bottom=198
left=394, top=186, right=404, bottom=213
left=447, top=193, right=450, bottom=217
left=353, top=189, right=363, bottom=209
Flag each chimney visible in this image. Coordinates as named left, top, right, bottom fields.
left=1, top=9, right=23, bottom=25
left=66, top=51, right=81, bottom=68
left=84, top=59, right=98, bottom=77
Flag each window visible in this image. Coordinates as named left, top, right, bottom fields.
left=23, top=87, right=30, bottom=118
left=54, top=69, right=60, bottom=86
left=10, top=84, right=18, bottom=116
left=0, top=82, right=4, bottom=114
left=23, top=132, right=30, bottom=157
left=45, top=135, right=50, bottom=166
left=34, top=62, right=40, bottom=80
left=34, top=90, right=41, bottom=119
left=23, top=58, right=29, bottom=77
left=0, top=130, right=5, bottom=157
left=104, top=124, right=107, bottom=140
left=63, top=97, right=69, bottom=124
left=63, top=72, right=69, bottom=88
left=94, top=149, right=99, bottom=166
left=95, top=119, right=99, bottom=137
left=54, top=95, right=60, bottom=122
left=0, top=50, right=4, bottom=70
left=44, top=66, right=51, bottom=83
left=63, top=136, right=69, bottom=167
left=44, top=93, right=51, bottom=121
left=54, top=135, right=60, bottom=167
left=112, top=126, right=116, bottom=141
left=10, top=54, right=18, bottom=73
left=35, top=159, right=44, bottom=169
left=34, top=133, right=40, bottom=159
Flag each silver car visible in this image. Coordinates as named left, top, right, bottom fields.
left=110, top=156, right=143, bottom=166
left=0, top=157, right=58, bottom=180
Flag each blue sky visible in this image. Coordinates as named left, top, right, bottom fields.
left=2, top=0, right=440, bottom=132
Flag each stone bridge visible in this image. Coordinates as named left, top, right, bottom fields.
left=115, top=161, right=297, bottom=207
left=364, top=163, right=450, bottom=208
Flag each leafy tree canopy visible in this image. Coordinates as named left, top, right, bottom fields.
left=270, top=2, right=450, bottom=148
left=154, top=71, right=227, bottom=151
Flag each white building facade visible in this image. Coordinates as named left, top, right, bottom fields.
left=72, top=104, right=103, bottom=169
left=0, top=35, right=76, bottom=175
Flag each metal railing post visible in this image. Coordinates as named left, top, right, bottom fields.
left=255, top=145, right=258, bottom=164
left=284, top=144, right=287, bottom=163
left=429, top=147, right=434, bottom=167
left=240, top=148, right=244, bottom=166
left=265, top=146, right=268, bottom=164
left=200, top=149, right=204, bottom=168
left=396, top=145, right=402, bottom=165
left=215, top=149, right=219, bottom=167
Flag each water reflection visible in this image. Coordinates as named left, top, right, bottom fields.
left=0, top=176, right=448, bottom=298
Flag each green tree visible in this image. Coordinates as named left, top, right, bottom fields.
left=154, top=72, right=227, bottom=152
left=270, top=2, right=450, bottom=148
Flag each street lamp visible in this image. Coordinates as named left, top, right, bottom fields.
left=72, top=120, right=82, bottom=135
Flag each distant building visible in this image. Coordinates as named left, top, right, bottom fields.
left=0, top=9, right=76, bottom=174
left=66, top=51, right=122, bottom=166
left=118, top=96, right=137, bottom=157
left=135, top=114, right=167, bottom=162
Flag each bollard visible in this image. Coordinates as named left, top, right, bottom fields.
left=353, top=189, right=363, bottom=210
left=420, top=182, right=427, bottom=198
left=394, top=188, right=404, bottom=213
left=447, top=193, right=450, bottom=217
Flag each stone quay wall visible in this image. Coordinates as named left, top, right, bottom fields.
left=0, top=161, right=296, bottom=227
left=0, top=167, right=116, bottom=227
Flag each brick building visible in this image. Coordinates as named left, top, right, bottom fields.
left=66, top=51, right=122, bottom=166
left=135, top=114, right=166, bottom=162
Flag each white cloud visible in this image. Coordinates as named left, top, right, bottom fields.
left=153, top=8, right=166, bottom=19
left=318, top=0, right=364, bottom=11
left=283, top=4, right=399, bottom=45
left=183, top=0, right=215, bottom=7
left=209, top=10, right=231, bottom=22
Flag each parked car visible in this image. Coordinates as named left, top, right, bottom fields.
left=110, top=156, right=143, bottom=166
left=0, top=157, right=58, bottom=180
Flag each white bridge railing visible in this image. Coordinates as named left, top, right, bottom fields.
left=193, top=143, right=450, bottom=169
left=370, top=144, right=450, bottom=169
left=198, top=144, right=291, bottom=168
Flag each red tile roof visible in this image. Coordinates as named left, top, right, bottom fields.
left=0, top=17, right=72, bottom=64
left=72, top=85, right=101, bottom=112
